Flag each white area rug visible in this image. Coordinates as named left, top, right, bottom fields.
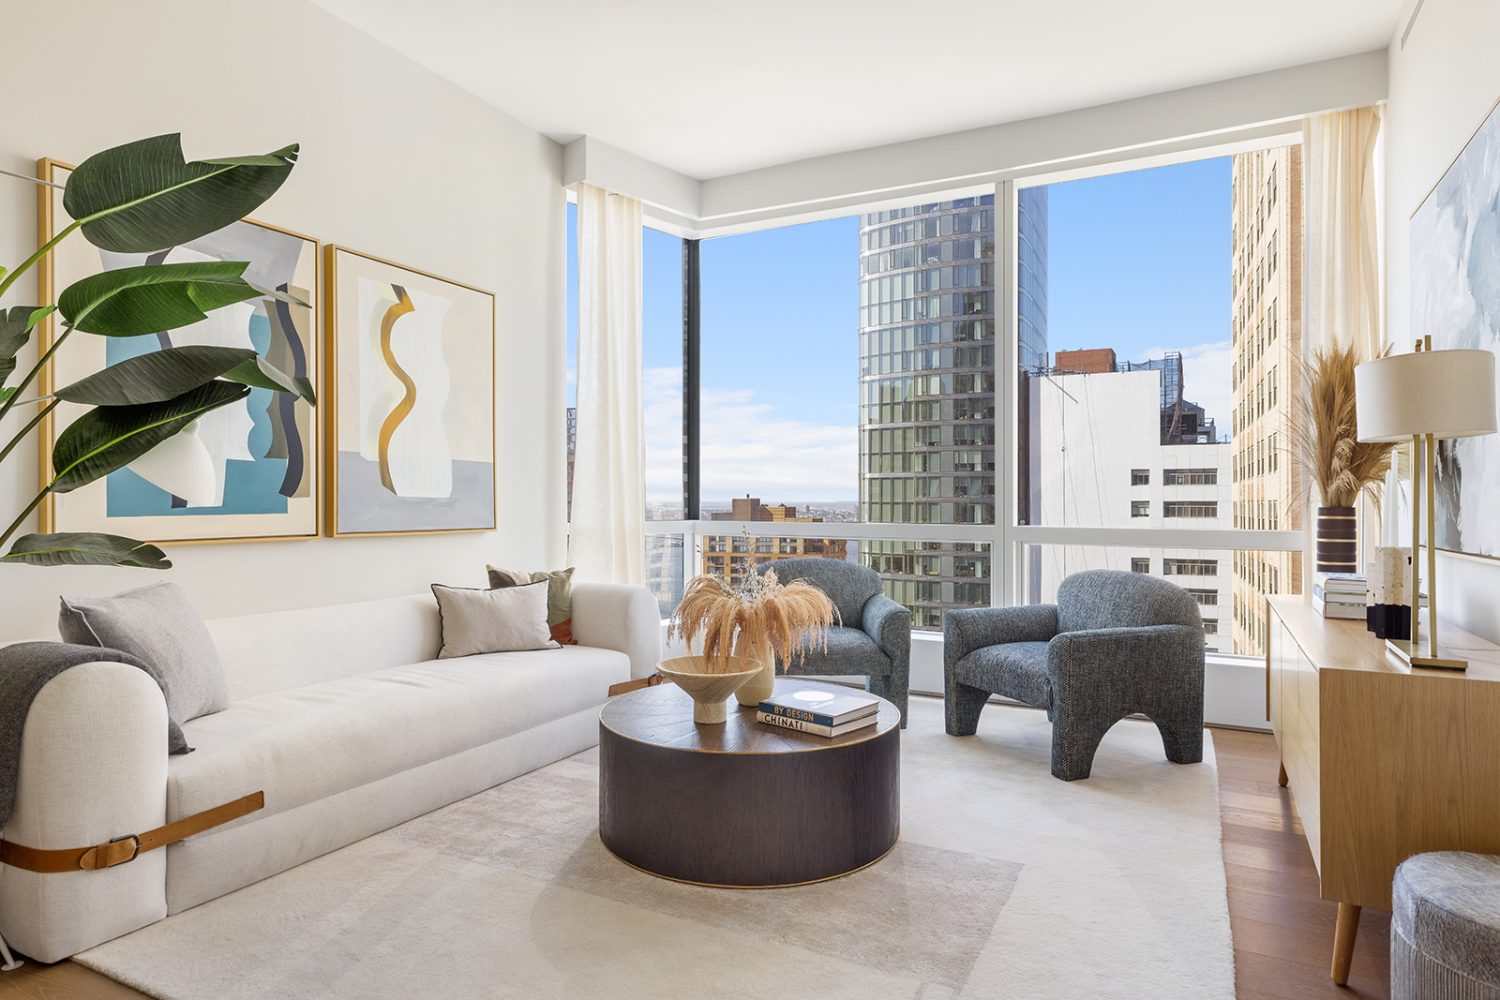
left=76, top=698, right=1234, bottom=999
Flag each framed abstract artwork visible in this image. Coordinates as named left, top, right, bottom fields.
left=38, top=158, right=320, bottom=544
left=1411, top=95, right=1500, bottom=561
left=324, top=247, right=495, bottom=536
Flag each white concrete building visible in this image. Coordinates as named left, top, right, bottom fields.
left=1034, top=368, right=1232, bottom=652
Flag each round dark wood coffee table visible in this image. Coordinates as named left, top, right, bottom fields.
left=599, top=678, right=901, bottom=888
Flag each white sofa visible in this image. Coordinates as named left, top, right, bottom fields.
left=0, top=583, right=661, bottom=962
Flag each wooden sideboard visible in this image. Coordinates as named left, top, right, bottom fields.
left=1266, top=594, right=1500, bottom=984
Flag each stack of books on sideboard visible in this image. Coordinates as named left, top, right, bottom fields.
left=757, top=688, right=879, bottom=737
left=1313, top=572, right=1368, bottom=620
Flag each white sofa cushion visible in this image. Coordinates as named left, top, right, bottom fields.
left=207, top=595, right=442, bottom=702
left=167, top=645, right=627, bottom=824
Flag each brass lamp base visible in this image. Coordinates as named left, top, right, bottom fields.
left=1386, top=638, right=1468, bottom=671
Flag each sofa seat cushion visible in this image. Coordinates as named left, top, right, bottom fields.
left=168, top=645, right=628, bottom=824
left=953, top=641, right=1053, bottom=710
left=777, top=624, right=891, bottom=676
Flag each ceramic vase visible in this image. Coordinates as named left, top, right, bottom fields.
left=732, top=634, right=776, bottom=707
left=1315, top=505, right=1358, bottom=574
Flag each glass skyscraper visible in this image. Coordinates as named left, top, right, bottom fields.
left=857, top=190, right=1048, bottom=627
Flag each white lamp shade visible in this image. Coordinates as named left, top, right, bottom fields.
left=1355, top=349, right=1498, bottom=442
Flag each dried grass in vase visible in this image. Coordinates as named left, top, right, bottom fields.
left=1303, top=340, right=1396, bottom=509
left=668, top=569, right=837, bottom=673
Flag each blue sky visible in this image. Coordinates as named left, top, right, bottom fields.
left=567, top=156, right=1232, bottom=502
left=1047, top=157, right=1233, bottom=436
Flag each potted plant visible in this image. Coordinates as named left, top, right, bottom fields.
left=0, top=133, right=310, bottom=569
left=1304, top=340, right=1397, bottom=573
left=667, top=568, right=837, bottom=713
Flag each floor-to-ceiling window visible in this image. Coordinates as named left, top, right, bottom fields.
left=1015, top=151, right=1302, bottom=655
left=855, top=195, right=1014, bottom=627
left=566, top=147, right=1302, bottom=651
left=694, top=218, right=862, bottom=592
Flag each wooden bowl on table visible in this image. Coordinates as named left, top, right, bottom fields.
left=655, top=655, right=762, bottom=724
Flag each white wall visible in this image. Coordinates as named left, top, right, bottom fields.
left=0, top=0, right=568, bottom=640
left=1385, top=0, right=1500, bottom=644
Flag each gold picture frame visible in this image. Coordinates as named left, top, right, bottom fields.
left=324, top=245, right=496, bottom=537
left=36, top=157, right=322, bottom=545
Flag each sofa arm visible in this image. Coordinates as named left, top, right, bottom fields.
left=0, top=662, right=169, bottom=962
left=1046, top=625, right=1205, bottom=696
left=570, top=583, right=664, bottom=680
left=943, top=605, right=1059, bottom=671
left=861, top=594, right=911, bottom=663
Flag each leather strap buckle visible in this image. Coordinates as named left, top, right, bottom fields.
left=0, top=791, right=263, bottom=874
left=79, top=835, right=140, bottom=871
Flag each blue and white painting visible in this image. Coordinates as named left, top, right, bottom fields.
left=1412, top=97, right=1500, bottom=560
left=45, top=159, right=319, bottom=543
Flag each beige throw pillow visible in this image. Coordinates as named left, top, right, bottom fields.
left=487, top=565, right=577, bottom=645
left=432, top=581, right=560, bottom=658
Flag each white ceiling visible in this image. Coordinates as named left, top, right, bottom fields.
left=307, top=0, right=1405, bottom=180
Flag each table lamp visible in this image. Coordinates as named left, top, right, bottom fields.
left=1355, top=337, right=1497, bottom=669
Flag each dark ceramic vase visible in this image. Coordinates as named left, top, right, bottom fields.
left=1315, top=506, right=1357, bottom=574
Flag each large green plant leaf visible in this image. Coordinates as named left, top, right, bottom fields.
left=51, top=380, right=250, bottom=493
left=58, top=262, right=265, bottom=337
left=2, top=532, right=170, bottom=569
left=221, top=356, right=316, bottom=403
left=0, top=306, right=53, bottom=386
left=55, top=345, right=314, bottom=406
left=64, top=134, right=298, bottom=254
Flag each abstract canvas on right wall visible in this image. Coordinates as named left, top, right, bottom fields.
left=326, top=247, right=495, bottom=536
left=1411, top=95, right=1500, bottom=561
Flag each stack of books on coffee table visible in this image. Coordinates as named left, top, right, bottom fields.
left=757, top=688, right=879, bottom=737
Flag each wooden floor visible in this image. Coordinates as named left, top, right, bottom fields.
left=1214, top=726, right=1391, bottom=999
left=0, top=726, right=1388, bottom=999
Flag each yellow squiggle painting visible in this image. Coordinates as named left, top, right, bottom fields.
left=377, top=285, right=417, bottom=493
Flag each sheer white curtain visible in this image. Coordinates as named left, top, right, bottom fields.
left=1303, top=106, right=1386, bottom=564
left=570, top=183, right=646, bottom=585
left=1303, top=107, right=1383, bottom=359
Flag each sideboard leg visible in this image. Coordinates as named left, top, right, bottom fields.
left=1331, top=902, right=1361, bottom=985
left=1278, top=760, right=1288, bottom=787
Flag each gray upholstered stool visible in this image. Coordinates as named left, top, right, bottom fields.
left=1393, top=852, right=1500, bottom=1000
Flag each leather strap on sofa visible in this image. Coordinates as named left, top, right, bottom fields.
left=0, top=791, right=264, bottom=873
left=607, top=674, right=663, bottom=698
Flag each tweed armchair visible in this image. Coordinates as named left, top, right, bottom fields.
left=762, top=558, right=911, bottom=726
left=943, top=569, right=1205, bottom=780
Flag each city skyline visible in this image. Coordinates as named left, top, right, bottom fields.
left=568, top=155, right=1235, bottom=505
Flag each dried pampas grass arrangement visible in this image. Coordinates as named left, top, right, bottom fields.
left=1304, top=340, right=1396, bottom=509
left=668, top=569, right=837, bottom=673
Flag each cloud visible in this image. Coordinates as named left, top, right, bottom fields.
left=643, top=367, right=858, bottom=502
left=1132, top=340, right=1233, bottom=440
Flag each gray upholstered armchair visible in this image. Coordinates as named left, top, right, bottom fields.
left=763, top=558, right=911, bottom=726
left=943, top=569, right=1205, bottom=780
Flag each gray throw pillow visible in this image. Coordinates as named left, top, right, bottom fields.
left=432, top=581, right=560, bottom=658
left=58, top=582, right=230, bottom=724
